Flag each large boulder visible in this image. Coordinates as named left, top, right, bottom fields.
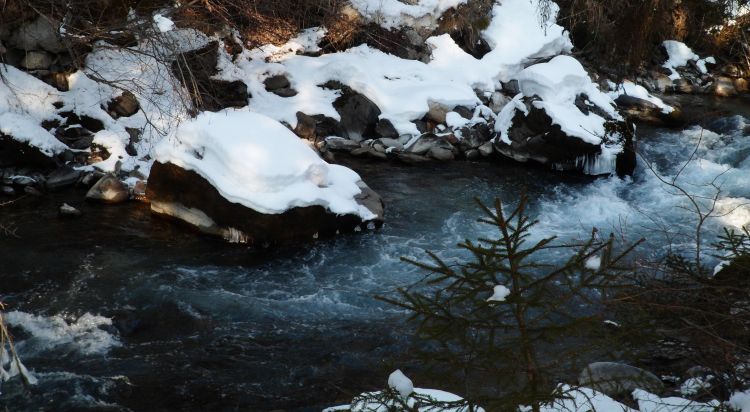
left=147, top=110, right=384, bottom=245
left=579, top=362, right=664, bottom=397
left=494, top=56, right=636, bottom=177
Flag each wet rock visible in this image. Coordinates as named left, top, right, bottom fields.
left=672, top=78, right=696, bottom=94
left=408, top=134, right=454, bottom=155
left=146, top=161, right=384, bottom=245
left=734, top=78, right=749, bottom=93
left=11, top=175, right=36, bottom=186
left=24, top=186, right=42, bottom=196
left=45, top=165, right=82, bottom=190
left=427, top=145, right=455, bottom=161
left=107, top=91, right=140, bottom=118
left=86, top=174, right=129, bottom=203
left=20, top=50, right=53, bottom=70
left=709, top=76, right=738, bottom=97
left=397, top=152, right=431, bottom=164
left=614, top=94, right=684, bottom=127
left=132, top=180, right=147, bottom=202
left=478, top=141, right=493, bottom=157
left=721, top=64, right=742, bottom=78
left=456, top=123, right=491, bottom=151
left=58, top=202, right=82, bottom=218
left=579, top=362, right=663, bottom=397
left=464, top=149, right=480, bottom=159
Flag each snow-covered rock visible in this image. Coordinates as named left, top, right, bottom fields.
left=147, top=110, right=384, bottom=244
left=578, top=362, right=664, bottom=397
left=493, top=56, right=635, bottom=176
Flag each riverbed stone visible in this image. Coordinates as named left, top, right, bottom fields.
left=58, top=202, right=82, bottom=218
left=86, top=174, right=129, bottom=204
left=146, top=161, right=384, bottom=245
left=579, top=362, right=664, bottom=397
left=45, top=165, right=82, bottom=190
left=710, top=76, right=738, bottom=97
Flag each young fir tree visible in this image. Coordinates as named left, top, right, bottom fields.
left=349, top=196, right=641, bottom=412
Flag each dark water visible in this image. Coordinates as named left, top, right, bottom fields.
left=1, top=99, right=750, bottom=411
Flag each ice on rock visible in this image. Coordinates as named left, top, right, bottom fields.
left=487, top=285, right=511, bottom=302
left=388, top=369, right=414, bottom=399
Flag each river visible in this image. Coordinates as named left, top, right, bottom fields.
left=1, top=97, right=749, bottom=411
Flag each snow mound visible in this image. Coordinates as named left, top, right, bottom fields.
left=662, top=40, right=715, bottom=80
left=217, top=0, right=571, bottom=137
left=608, top=81, right=674, bottom=114
left=0, top=113, right=68, bottom=156
left=349, top=0, right=468, bottom=29
left=153, top=110, right=375, bottom=219
left=509, top=55, right=620, bottom=145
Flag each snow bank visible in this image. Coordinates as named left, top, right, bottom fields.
left=217, top=0, right=571, bottom=137
left=153, top=110, right=375, bottom=219
left=0, top=113, right=68, bottom=155
left=608, top=81, right=674, bottom=114
left=633, top=388, right=720, bottom=412
left=349, top=0, right=468, bottom=29
left=499, top=55, right=620, bottom=146
left=662, top=40, right=715, bottom=80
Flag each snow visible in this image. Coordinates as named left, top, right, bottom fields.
left=729, top=390, right=750, bottom=412
left=662, top=40, right=715, bottom=80
left=0, top=112, right=68, bottom=155
left=487, top=285, right=511, bottom=302
left=388, top=369, right=414, bottom=399
left=445, top=111, right=470, bottom=129
left=506, top=55, right=620, bottom=146
left=216, top=0, right=571, bottom=137
left=633, top=389, right=720, bottom=412
left=680, top=376, right=712, bottom=396
left=585, top=255, right=601, bottom=270
left=538, top=385, right=636, bottom=412
left=349, top=0, right=468, bottom=29
left=608, top=81, right=674, bottom=114
left=153, top=14, right=175, bottom=32
left=153, top=109, right=375, bottom=219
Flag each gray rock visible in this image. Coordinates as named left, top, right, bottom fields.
left=58, top=203, right=82, bottom=218
left=272, top=87, right=298, bottom=97
left=86, top=174, right=129, bottom=204
left=330, top=84, right=381, bottom=142
left=464, top=149, right=480, bottom=159
left=710, top=76, right=738, bottom=97
left=10, top=16, right=66, bottom=53
left=397, top=152, right=431, bottom=164
left=427, top=146, right=455, bottom=161
left=11, top=175, right=36, bottom=186
left=578, top=362, right=664, bottom=397
left=478, top=141, right=494, bottom=157
left=426, top=101, right=451, bottom=123
left=24, top=186, right=42, bottom=196
left=1, top=186, right=15, bottom=196
left=264, top=75, right=291, bottom=91
left=324, top=138, right=361, bottom=152
left=46, top=166, right=82, bottom=190
left=20, top=50, right=53, bottom=70
left=375, top=118, right=399, bottom=139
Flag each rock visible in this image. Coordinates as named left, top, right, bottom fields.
left=427, top=146, right=455, bottom=161
left=10, top=16, right=66, bottom=53
left=501, top=80, right=520, bottom=95
left=397, top=152, right=431, bottom=164
left=132, top=180, right=147, bottom=202
left=271, top=87, right=297, bottom=97
left=578, top=362, right=664, bottom=397
left=457, top=124, right=492, bottom=151
left=734, top=78, right=749, bottom=93
left=107, top=91, right=140, bottom=118
left=672, top=78, right=696, bottom=94
left=24, top=186, right=43, bottom=196
left=294, top=112, right=318, bottom=141
left=1, top=185, right=15, bottom=195
left=710, top=76, right=738, bottom=97
left=426, top=101, right=451, bottom=123
left=45, top=165, right=82, bottom=190
left=375, top=118, right=399, bottom=139
left=264, top=75, right=290, bottom=91
left=464, top=149, right=480, bottom=159
left=489, top=91, right=510, bottom=113
left=453, top=106, right=473, bottom=120
left=172, top=42, right=250, bottom=112
left=494, top=98, right=635, bottom=177
left=86, top=174, right=129, bottom=203
left=324, top=137, right=361, bottom=152
left=146, top=161, right=384, bottom=245
left=408, top=134, right=454, bottom=155
left=20, top=50, right=53, bottom=70
left=721, top=64, right=742, bottom=78
left=331, top=84, right=381, bottom=142
left=478, top=141, right=494, bottom=157
left=614, top=95, right=684, bottom=127
left=58, top=203, right=82, bottom=218
left=11, top=175, right=36, bottom=186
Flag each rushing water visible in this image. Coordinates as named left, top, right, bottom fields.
left=1, top=98, right=750, bottom=411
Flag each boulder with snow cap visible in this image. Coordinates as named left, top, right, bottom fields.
left=147, top=110, right=384, bottom=245
left=579, top=362, right=664, bottom=397
left=327, top=82, right=382, bottom=142
left=494, top=56, right=635, bottom=176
